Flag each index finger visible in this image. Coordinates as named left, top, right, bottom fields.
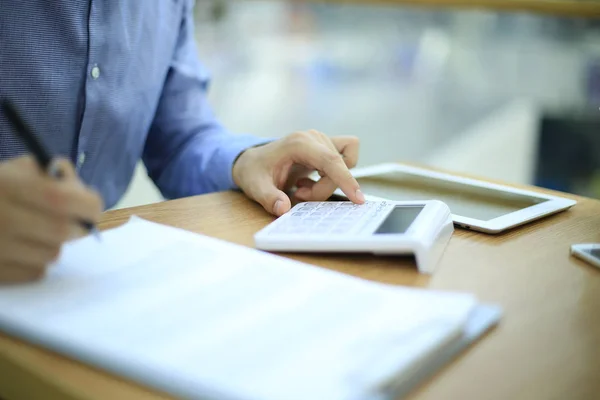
left=12, top=177, right=104, bottom=222
left=292, top=141, right=364, bottom=204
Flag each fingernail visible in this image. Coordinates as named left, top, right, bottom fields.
left=274, top=200, right=283, bottom=215
left=355, top=189, right=365, bottom=203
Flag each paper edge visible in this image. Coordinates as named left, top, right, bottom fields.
left=362, top=303, right=503, bottom=400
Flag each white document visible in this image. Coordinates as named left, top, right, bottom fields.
left=0, top=217, right=495, bottom=400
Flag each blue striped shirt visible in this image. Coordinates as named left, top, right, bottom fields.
left=0, top=0, right=267, bottom=208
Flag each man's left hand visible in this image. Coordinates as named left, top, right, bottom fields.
left=232, top=130, right=365, bottom=216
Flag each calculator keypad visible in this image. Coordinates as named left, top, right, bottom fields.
left=268, top=201, right=388, bottom=235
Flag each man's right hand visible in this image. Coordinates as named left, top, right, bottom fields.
left=0, top=156, right=103, bottom=283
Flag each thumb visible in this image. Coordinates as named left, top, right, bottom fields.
left=248, top=175, right=291, bottom=217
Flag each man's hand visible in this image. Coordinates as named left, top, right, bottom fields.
left=232, top=130, right=364, bottom=216
left=0, top=156, right=104, bottom=284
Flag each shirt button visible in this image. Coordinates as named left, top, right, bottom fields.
left=91, top=65, right=100, bottom=79
left=77, top=152, right=86, bottom=167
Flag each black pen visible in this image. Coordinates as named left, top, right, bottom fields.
left=1, top=99, right=101, bottom=240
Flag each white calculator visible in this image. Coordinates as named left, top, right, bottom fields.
left=254, top=200, right=454, bottom=274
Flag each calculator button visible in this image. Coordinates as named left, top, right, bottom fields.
left=371, top=208, right=386, bottom=219
left=331, top=209, right=348, bottom=216
left=320, top=203, right=339, bottom=208
left=303, top=215, right=320, bottom=221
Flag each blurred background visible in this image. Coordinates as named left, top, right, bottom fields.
left=114, top=0, right=600, bottom=209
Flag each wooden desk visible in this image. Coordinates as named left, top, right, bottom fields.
left=1, top=177, right=599, bottom=400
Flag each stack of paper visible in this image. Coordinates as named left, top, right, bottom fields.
left=0, top=217, right=501, bottom=400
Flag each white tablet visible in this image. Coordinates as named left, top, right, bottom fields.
left=254, top=200, right=454, bottom=274
left=331, top=163, right=576, bottom=234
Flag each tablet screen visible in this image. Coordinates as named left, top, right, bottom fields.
left=356, top=171, right=547, bottom=221
left=374, top=206, right=424, bottom=234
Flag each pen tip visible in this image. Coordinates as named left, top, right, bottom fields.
left=91, top=227, right=102, bottom=241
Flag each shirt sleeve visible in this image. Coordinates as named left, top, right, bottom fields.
left=142, top=1, right=271, bottom=200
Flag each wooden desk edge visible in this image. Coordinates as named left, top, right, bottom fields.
left=312, top=0, right=600, bottom=18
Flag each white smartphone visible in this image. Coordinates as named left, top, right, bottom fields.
left=570, top=244, right=600, bottom=269
left=329, top=163, right=576, bottom=234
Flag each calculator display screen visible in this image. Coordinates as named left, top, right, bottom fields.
left=374, top=206, right=424, bottom=234
left=587, top=248, right=600, bottom=259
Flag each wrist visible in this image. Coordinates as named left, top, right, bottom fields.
left=232, top=141, right=273, bottom=189
left=232, top=147, right=252, bottom=189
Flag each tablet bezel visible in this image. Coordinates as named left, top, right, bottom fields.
left=332, top=163, right=577, bottom=234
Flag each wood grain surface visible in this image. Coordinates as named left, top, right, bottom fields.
left=0, top=173, right=599, bottom=400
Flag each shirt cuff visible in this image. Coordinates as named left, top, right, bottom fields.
left=217, top=135, right=274, bottom=191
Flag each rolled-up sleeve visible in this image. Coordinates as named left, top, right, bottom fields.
left=142, top=1, right=270, bottom=199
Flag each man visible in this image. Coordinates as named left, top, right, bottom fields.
left=0, top=1, right=364, bottom=283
